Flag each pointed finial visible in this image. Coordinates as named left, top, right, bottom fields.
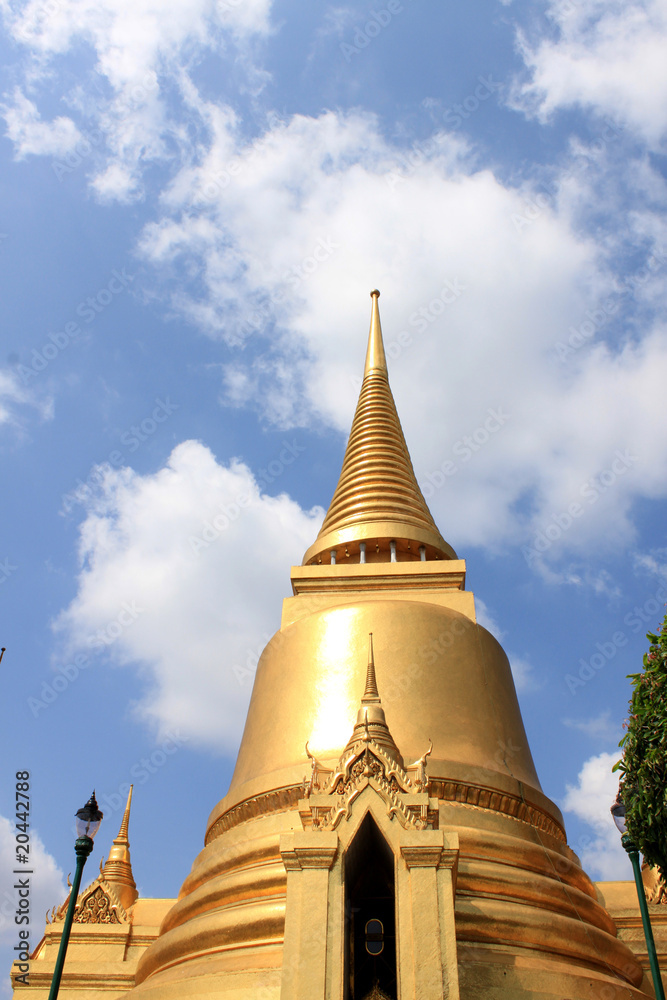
left=116, top=785, right=133, bottom=844
left=343, top=633, right=403, bottom=765
left=101, top=784, right=137, bottom=909
left=363, top=633, right=380, bottom=703
left=302, top=290, right=457, bottom=567
left=364, top=289, right=387, bottom=377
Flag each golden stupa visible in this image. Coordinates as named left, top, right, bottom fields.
left=14, top=292, right=667, bottom=999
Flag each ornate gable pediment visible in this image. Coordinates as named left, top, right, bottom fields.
left=49, top=876, right=127, bottom=926
left=300, top=725, right=436, bottom=832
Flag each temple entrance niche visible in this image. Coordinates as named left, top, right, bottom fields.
left=345, top=814, right=397, bottom=1000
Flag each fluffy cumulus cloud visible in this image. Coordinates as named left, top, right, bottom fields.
left=1, top=0, right=272, bottom=197
left=513, top=0, right=667, bottom=146
left=3, top=0, right=271, bottom=78
left=4, top=0, right=667, bottom=570
left=54, top=440, right=322, bottom=751
left=562, top=750, right=628, bottom=879
left=1, top=89, right=81, bottom=158
left=135, top=108, right=667, bottom=563
left=0, top=815, right=65, bottom=946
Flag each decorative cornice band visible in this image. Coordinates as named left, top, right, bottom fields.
left=207, top=777, right=565, bottom=845
left=206, top=785, right=304, bottom=844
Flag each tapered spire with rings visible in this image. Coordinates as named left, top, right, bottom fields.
left=101, top=785, right=138, bottom=910
left=302, top=290, right=456, bottom=566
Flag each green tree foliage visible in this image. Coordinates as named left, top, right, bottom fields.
left=614, top=610, right=667, bottom=880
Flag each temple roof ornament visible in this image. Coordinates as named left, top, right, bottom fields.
left=101, top=785, right=138, bottom=910
left=47, top=786, right=138, bottom=925
left=342, top=633, right=403, bottom=765
left=300, top=637, right=436, bottom=832
left=302, top=289, right=457, bottom=566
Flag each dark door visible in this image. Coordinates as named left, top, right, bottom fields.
left=345, top=815, right=397, bottom=1000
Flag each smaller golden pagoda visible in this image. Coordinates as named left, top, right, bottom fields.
left=13, top=787, right=172, bottom=997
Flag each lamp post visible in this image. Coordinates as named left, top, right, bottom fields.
left=611, top=792, right=665, bottom=1000
left=47, top=792, right=103, bottom=1000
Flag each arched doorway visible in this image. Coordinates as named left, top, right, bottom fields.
left=344, top=813, right=397, bottom=1000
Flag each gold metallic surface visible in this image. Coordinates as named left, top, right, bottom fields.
left=101, top=785, right=138, bottom=911
left=226, top=600, right=543, bottom=796
left=303, top=291, right=455, bottom=566
left=121, top=295, right=647, bottom=997
left=364, top=289, right=387, bottom=376
left=16, top=291, right=664, bottom=999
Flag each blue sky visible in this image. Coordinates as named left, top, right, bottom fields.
left=2, top=0, right=667, bottom=991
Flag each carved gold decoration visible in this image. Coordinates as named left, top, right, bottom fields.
left=74, top=885, right=121, bottom=924
left=429, top=778, right=566, bottom=842
left=207, top=772, right=565, bottom=844
left=300, top=651, right=434, bottom=833
left=206, top=785, right=303, bottom=844
left=643, top=863, right=667, bottom=904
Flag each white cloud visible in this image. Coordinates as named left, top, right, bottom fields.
left=0, top=368, right=53, bottom=430
left=563, top=709, right=620, bottom=743
left=508, top=655, right=540, bottom=693
left=634, top=549, right=667, bottom=584
left=562, top=750, right=629, bottom=879
left=1, top=0, right=272, bottom=198
left=513, top=0, right=667, bottom=146
left=4, top=0, right=271, bottom=84
left=0, top=815, right=65, bottom=945
left=135, top=109, right=667, bottom=565
left=54, top=440, right=322, bottom=752
left=2, top=89, right=81, bottom=158
left=475, top=597, right=504, bottom=640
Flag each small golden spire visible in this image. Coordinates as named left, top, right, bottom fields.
left=364, top=290, right=387, bottom=376
left=117, top=784, right=132, bottom=843
left=344, top=637, right=402, bottom=765
left=101, top=786, right=138, bottom=910
left=302, top=290, right=457, bottom=566
left=363, top=633, right=380, bottom=703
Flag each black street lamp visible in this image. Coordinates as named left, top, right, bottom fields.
left=47, top=793, right=103, bottom=1000
left=611, top=792, right=665, bottom=1000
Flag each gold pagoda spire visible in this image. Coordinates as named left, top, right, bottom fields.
left=364, top=289, right=387, bottom=376
left=363, top=632, right=380, bottom=701
left=344, top=634, right=402, bottom=765
left=101, top=785, right=138, bottom=910
left=303, top=290, right=456, bottom=565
